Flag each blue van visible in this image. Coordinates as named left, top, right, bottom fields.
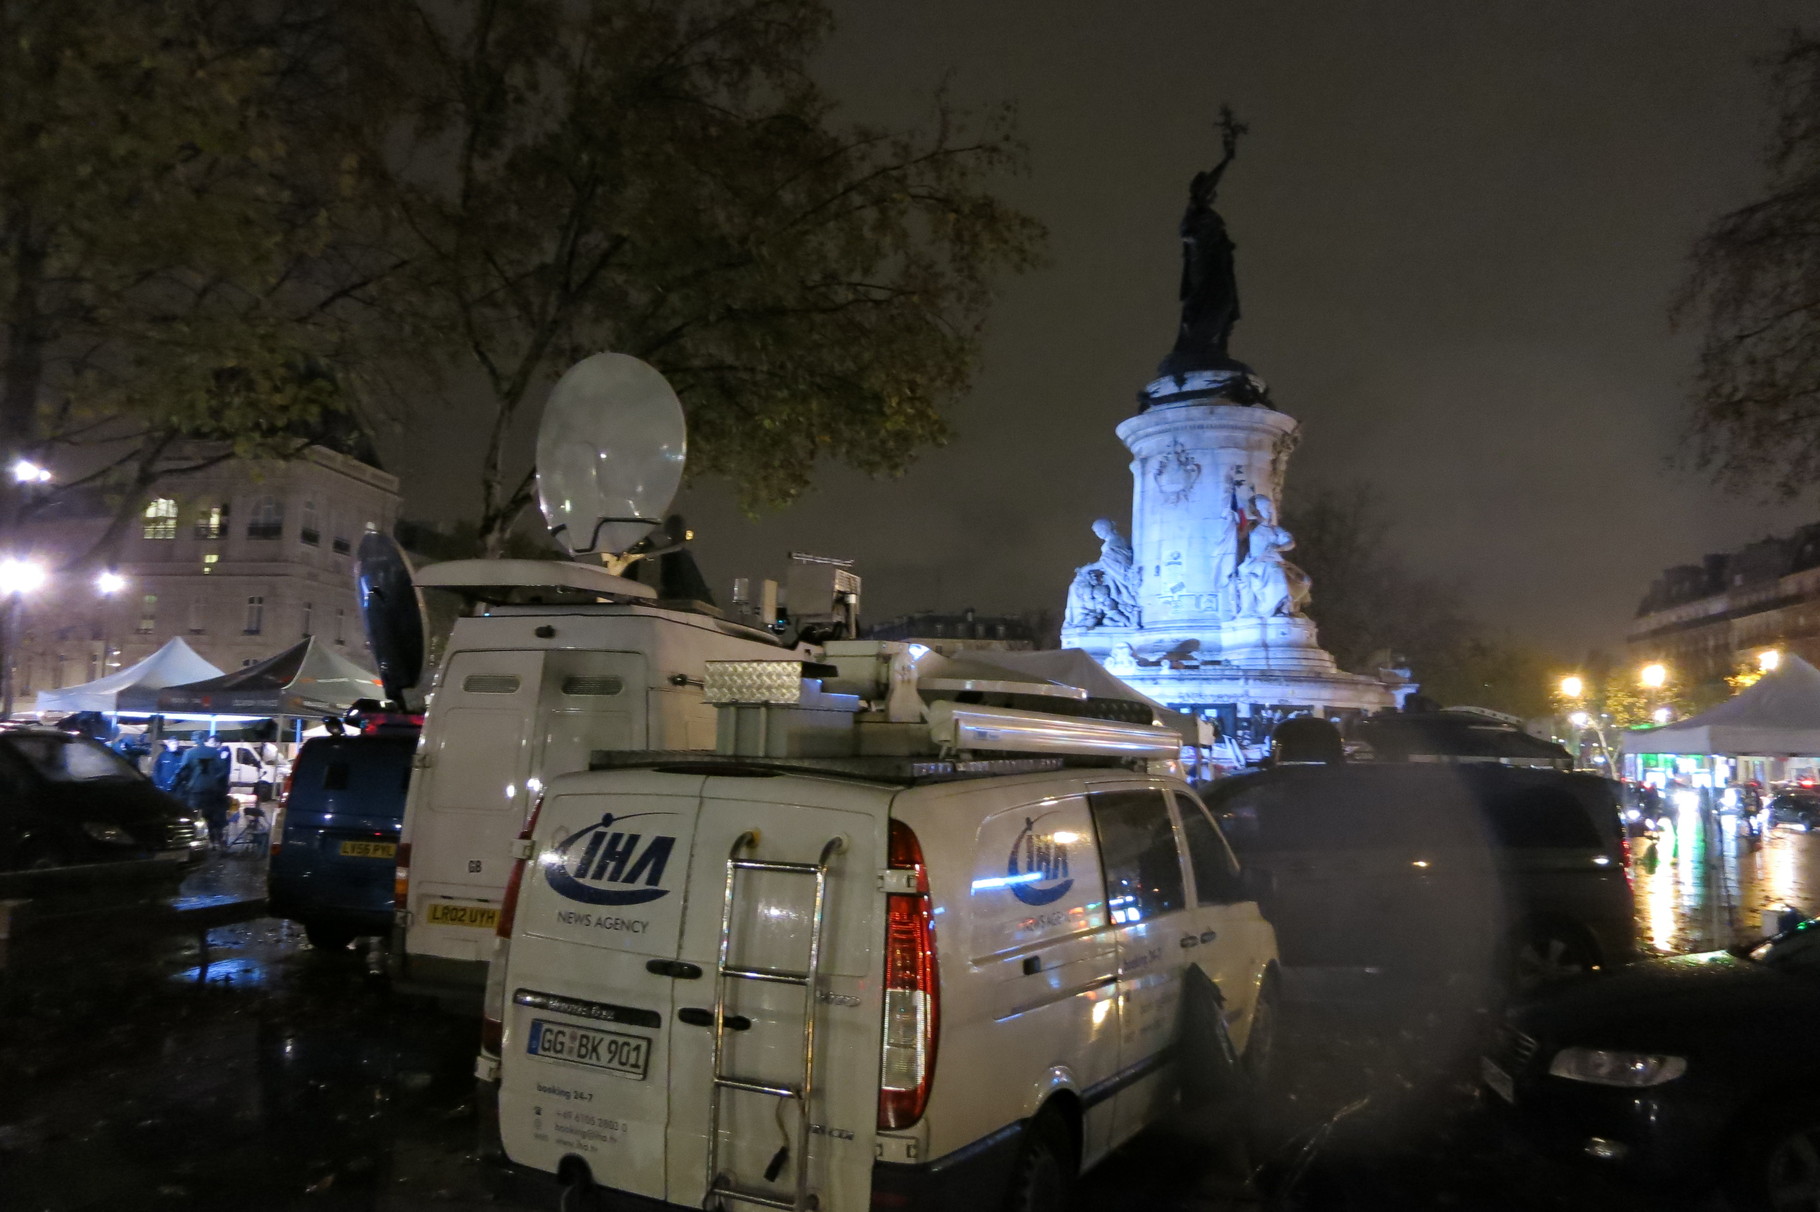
left=268, top=730, right=417, bottom=950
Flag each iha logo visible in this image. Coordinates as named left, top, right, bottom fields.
left=1005, top=815, right=1074, bottom=907
left=544, top=812, right=677, bottom=906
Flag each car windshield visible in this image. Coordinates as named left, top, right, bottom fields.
left=1750, top=918, right=1820, bottom=970
left=5, top=735, right=143, bottom=782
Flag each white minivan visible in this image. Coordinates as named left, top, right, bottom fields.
left=489, top=650, right=1278, bottom=1210
left=393, top=561, right=795, bottom=1003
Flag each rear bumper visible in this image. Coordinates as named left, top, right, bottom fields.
left=388, top=948, right=487, bottom=1012
left=501, top=1122, right=1030, bottom=1212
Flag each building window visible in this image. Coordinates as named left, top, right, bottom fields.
left=187, top=599, right=205, bottom=634
left=247, top=496, right=283, bottom=540
left=136, top=595, right=157, bottom=634
left=300, top=498, right=320, bottom=546
left=201, top=552, right=219, bottom=575
left=192, top=502, right=229, bottom=539
left=331, top=535, right=351, bottom=555
left=302, top=601, right=313, bottom=637
left=244, top=596, right=264, bottom=635
left=335, top=606, right=346, bottom=644
left=142, top=498, right=178, bottom=540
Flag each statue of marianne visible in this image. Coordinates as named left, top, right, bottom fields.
left=1158, top=107, right=1248, bottom=380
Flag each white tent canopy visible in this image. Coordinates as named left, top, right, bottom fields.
left=1622, top=653, right=1820, bottom=757
left=32, top=637, right=225, bottom=715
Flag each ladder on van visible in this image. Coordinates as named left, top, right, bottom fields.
left=705, top=831, right=847, bottom=1212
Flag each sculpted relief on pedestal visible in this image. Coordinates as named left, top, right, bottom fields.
left=1064, top=518, right=1140, bottom=631
left=1238, top=494, right=1311, bottom=618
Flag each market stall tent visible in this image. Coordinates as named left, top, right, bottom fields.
left=124, top=637, right=383, bottom=719
left=32, top=637, right=224, bottom=715
left=1621, top=654, right=1820, bottom=757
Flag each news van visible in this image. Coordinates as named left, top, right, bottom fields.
left=392, top=560, right=797, bottom=1003
left=488, top=643, right=1279, bottom=1211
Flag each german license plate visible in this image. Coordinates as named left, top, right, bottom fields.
left=1481, top=1056, right=1515, bottom=1104
left=339, top=840, right=397, bottom=859
left=425, top=901, right=500, bottom=929
left=527, top=1019, right=651, bottom=1079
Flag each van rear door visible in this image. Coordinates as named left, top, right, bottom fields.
left=408, top=649, right=645, bottom=956
left=664, top=781, right=884, bottom=1212
left=502, top=779, right=703, bottom=1200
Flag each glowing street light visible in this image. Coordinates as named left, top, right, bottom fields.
left=1760, top=649, right=1783, bottom=673
left=0, top=558, right=46, bottom=596
left=95, top=570, right=126, bottom=595
left=1640, top=663, right=1668, bottom=690
left=1569, top=711, right=1591, bottom=727
left=1559, top=675, right=1585, bottom=699
left=10, top=459, right=50, bottom=484
left=1653, top=706, right=1672, bottom=725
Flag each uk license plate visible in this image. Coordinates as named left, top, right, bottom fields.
left=339, top=840, right=397, bottom=859
left=1481, top=1056, right=1515, bottom=1104
left=425, top=901, right=500, bottom=930
left=527, top=1019, right=651, bottom=1080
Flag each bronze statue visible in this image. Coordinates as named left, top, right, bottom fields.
left=1158, top=107, right=1250, bottom=381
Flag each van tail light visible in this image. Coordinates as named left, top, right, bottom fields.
left=878, top=819, right=938, bottom=1131
left=393, top=841, right=412, bottom=907
left=482, top=794, right=546, bottom=1061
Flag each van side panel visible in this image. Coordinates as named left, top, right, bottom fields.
left=896, top=777, right=1122, bottom=1171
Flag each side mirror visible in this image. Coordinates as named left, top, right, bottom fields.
left=1238, top=866, right=1275, bottom=903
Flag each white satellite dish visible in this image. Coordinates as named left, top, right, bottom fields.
left=535, top=352, right=687, bottom=557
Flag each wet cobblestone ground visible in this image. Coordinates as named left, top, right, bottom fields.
left=1, top=816, right=1815, bottom=1211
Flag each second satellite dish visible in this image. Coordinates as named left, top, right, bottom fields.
left=535, top=353, right=686, bottom=556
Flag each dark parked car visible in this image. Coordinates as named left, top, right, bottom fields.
left=0, top=727, right=204, bottom=870
left=1484, top=919, right=1820, bottom=1208
left=1766, top=792, right=1820, bottom=830
left=1204, top=762, right=1634, bottom=987
left=268, top=729, right=416, bottom=951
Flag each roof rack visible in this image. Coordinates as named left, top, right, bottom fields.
left=587, top=750, right=1121, bottom=786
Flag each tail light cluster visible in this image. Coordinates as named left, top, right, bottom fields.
left=393, top=841, right=413, bottom=908
left=482, top=794, right=546, bottom=1060
left=878, top=819, right=938, bottom=1131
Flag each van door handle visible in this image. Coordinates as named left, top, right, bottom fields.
left=646, top=959, right=703, bottom=980
left=1200, top=930, right=1217, bottom=944
left=678, top=1007, right=749, bottom=1031
left=1180, top=936, right=1198, bottom=948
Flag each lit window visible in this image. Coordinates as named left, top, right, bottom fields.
left=300, top=499, right=320, bottom=546
left=244, top=595, right=264, bottom=635
left=192, top=502, right=229, bottom=539
left=201, top=553, right=219, bottom=575
left=136, top=594, right=157, bottom=634
left=247, top=496, right=283, bottom=540
left=141, top=499, right=177, bottom=540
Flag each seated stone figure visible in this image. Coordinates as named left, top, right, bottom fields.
left=1239, top=495, right=1310, bottom=618
left=1065, top=519, right=1140, bottom=630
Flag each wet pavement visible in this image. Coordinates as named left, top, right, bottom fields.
left=2, top=817, right=1816, bottom=1212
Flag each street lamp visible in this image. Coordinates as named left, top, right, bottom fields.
left=1760, top=649, right=1782, bottom=673
left=1559, top=675, right=1585, bottom=699
left=10, top=459, right=50, bottom=484
left=0, top=558, right=48, bottom=596
left=95, top=570, right=126, bottom=595
left=1569, top=711, right=1591, bottom=727
left=1653, top=706, right=1673, bottom=725
left=1640, top=663, right=1668, bottom=690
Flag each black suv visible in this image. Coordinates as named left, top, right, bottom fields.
left=1203, top=761, right=1634, bottom=987
left=0, top=728, right=204, bottom=869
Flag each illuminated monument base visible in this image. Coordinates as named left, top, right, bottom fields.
left=1061, top=371, right=1405, bottom=748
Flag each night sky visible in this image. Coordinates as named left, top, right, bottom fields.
left=391, top=1, right=1818, bottom=660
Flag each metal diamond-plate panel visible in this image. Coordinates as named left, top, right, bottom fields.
left=704, top=660, right=805, bottom=704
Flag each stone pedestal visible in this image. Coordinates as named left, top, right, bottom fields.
left=1061, top=373, right=1401, bottom=739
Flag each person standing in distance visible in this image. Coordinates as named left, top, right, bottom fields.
left=177, top=735, right=232, bottom=849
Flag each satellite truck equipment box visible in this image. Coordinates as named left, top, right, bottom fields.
left=392, top=558, right=797, bottom=1005
left=489, top=642, right=1280, bottom=1212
